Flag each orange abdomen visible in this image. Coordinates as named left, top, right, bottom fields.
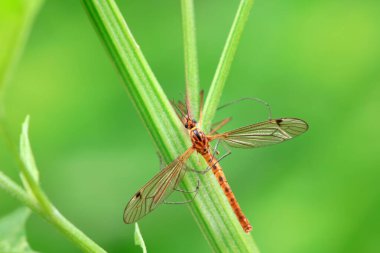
left=202, top=152, right=252, bottom=233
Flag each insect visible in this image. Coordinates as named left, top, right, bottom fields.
left=123, top=92, right=308, bottom=233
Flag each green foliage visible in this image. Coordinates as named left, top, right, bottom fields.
left=19, top=115, right=39, bottom=196
left=134, top=223, right=147, bottom=253
left=1, top=0, right=380, bottom=253
left=0, top=208, right=39, bottom=253
left=0, top=0, right=108, bottom=251
left=0, top=0, right=43, bottom=92
left=0, top=116, right=107, bottom=252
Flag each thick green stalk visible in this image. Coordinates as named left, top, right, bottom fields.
left=203, top=0, right=255, bottom=132
left=82, top=0, right=259, bottom=251
left=181, top=0, right=200, bottom=118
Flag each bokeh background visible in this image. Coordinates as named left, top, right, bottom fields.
left=1, top=0, right=380, bottom=252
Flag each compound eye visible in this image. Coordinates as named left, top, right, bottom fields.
left=185, top=122, right=188, bottom=128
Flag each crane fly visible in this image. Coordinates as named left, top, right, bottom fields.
left=123, top=92, right=308, bottom=233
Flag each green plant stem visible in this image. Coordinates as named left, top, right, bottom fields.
left=202, top=0, right=255, bottom=132
left=82, top=0, right=259, bottom=252
left=0, top=171, right=40, bottom=212
left=181, top=0, right=200, bottom=118
left=0, top=171, right=107, bottom=253
left=47, top=208, right=107, bottom=253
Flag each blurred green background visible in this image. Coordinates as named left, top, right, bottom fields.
left=1, top=0, right=380, bottom=252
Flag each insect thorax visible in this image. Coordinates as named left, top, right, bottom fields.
left=190, top=128, right=209, bottom=154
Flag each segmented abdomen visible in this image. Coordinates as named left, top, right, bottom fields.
left=202, top=152, right=252, bottom=233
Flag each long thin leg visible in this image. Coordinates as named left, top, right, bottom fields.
left=217, top=97, right=273, bottom=120
left=156, top=151, right=166, bottom=170
left=209, top=117, right=232, bottom=135
left=164, top=179, right=200, bottom=205
left=212, top=139, right=221, bottom=156
left=187, top=150, right=231, bottom=175
left=219, top=139, right=232, bottom=155
left=172, top=179, right=200, bottom=193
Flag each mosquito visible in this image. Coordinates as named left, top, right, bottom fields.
left=123, top=91, right=308, bottom=233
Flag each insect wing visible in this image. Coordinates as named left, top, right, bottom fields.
left=123, top=148, right=194, bottom=223
left=216, top=118, right=308, bottom=148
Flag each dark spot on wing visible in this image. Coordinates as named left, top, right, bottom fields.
left=275, top=119, right=283, bottom=125
left=135, top=192, right=141, bottom=199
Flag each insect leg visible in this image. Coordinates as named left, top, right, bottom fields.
left=172, top=178, right=200, bottom=193
left=217, top=97, right=273, bottom=120
left=156, top=151, right=166, bottom=170
left=209, top=117, right=232, bottom=135
left=219, top=139, right=232, bottom=156
left=164, top=179, right=200, bottom=205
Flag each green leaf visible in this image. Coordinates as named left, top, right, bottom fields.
left=0, top=208, right=39, bottom=253
left=19, top=115, right=39, bottom=195
left=17, top=116, right=52, bottom=213
left=134, top=223, right=147, bottom=253
left=0, top=0, right=44, bottom=92
left=20, top=115, right=39, bottom=182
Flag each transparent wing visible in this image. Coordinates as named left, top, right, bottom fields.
left=212, top=118, right=308, bottom=149
left=123, top=148, right=194, bottom=224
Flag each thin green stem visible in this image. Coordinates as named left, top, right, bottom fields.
left=0, top=171, right=107, bottom=253
left=0, top=172, right=40, bottom=212
left=181, top=0, right=200, bottom=118
left=47, top=208, right=107, bottom=253
left=202, top=0, right=255, bottom=132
